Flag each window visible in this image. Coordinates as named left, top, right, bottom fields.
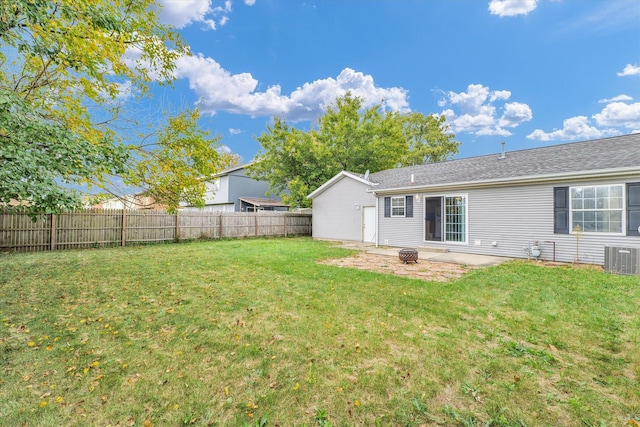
left=211, top=178, right=220, bottom=191
left=384, top=196, right=413, bottom=218
left=424, top=194, right=467, bottom=243
left=391, top=196, right=405, bottom=217
left=570, top=185, right=623, bottom=233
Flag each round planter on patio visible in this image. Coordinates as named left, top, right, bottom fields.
left=399, top=248, right=418, bottom=264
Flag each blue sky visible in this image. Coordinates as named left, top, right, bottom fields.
left=144, top=0, right=640, bottom=163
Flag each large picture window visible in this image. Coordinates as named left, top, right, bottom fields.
left=570, top=185, right=623, bottom=233
left=424, top=195, right=467, bottom=243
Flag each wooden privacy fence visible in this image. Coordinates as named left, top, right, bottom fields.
left=0, top=209, right=312, bottom=252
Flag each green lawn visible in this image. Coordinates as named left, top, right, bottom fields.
left=1, top=238, right=639, bottom=426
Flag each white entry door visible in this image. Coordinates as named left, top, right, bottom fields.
left=363, top=206, right=376, bottom=243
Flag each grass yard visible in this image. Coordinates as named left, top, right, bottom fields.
left=1, top=237, right=639, bottom=426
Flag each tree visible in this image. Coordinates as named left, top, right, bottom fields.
left=0, top=90, right=128, bottom=213
left=0, top=0, right=225, bottom=214
left=126, top=108, right=238, bottom=211
left=399, top=113, right=460, bottom=166
left=314, top=93, right=406, bottom=174
left=248, top=118, right=320, bottom=209
left=250, top=93, right=459, bottom=208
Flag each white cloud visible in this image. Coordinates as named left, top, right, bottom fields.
left=97, top=80, right=139, bottom=106
left=114, top=81, right=138, bottom=102
left=593, top=102, right=640, bottom=129
left=617, top=64, right=640, bottom=77
left=174, top=54, right=409, bottom=120
left=599, top=94, right=633, bottom=103
left=488, top=0, right=539, bottom=17
left=212, top=0, right=233, bottom=15
left=528, top=97, right=640, bottom=141
left=490, top=90, right=512, bottom=102
left=499, top=102, right=533, bottom=128
left=527, top=116, right=619, bottom=141
left=244, top=0, right=256, bottom=5
left=158, top=0, right=232, bottom=30
left=122, top=44, right=168, bottom=82
left=438, top=84, right=532, bottom=136
left=445, top=84, right=490, bottom=113
left=229, top=128, right=243, bottom=135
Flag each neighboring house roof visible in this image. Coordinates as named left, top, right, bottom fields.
left=307, top=171, right=376, bottom=199
left=239, top=197, right=289, bottom=208
left=90, top=194, right=165, bottom=210
left=210, top=161, right=254, bottom=178
left=369, top=133, right=640, bottom=193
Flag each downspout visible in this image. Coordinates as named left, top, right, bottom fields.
left=374, top=193, right=379, bottom=247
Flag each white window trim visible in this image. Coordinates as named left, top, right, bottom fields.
left=422, top=193, right=468, bottom=245
left=391, top=196, right=406, bottom=217
left=569, top=184, right=625, bottom=236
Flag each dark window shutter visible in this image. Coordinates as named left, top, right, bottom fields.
left=554, top=187, right=569, bottom=234
left=627, top=183, right=640, bottom=236
left=384, top=197, right=390, bottom=218
left=405, top=196, right=413, bottom=218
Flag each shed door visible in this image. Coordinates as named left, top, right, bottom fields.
left=363, top=206, right=376, bottom=243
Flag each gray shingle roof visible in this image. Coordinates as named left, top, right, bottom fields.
left=239, top=197, right=289, bottom=207
left=368, top=133, right=640, bottom=191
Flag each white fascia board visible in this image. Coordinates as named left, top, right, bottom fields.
left=206, top=161, right=256, bottom=180
left=307, top=171, right=374, bottom=199
left=371, top=167, right=640, bottom=196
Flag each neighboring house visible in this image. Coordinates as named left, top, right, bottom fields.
left=183, top=162, right=289, bottom=212
left=91, top=194, right=164, bottom=210
left=308, top=133, right=640, bottom=265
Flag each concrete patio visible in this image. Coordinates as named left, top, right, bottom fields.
left=334, top=242, right=511, bottom=267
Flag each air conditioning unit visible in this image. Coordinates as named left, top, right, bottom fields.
left=604, top=246, right=640, bottom=276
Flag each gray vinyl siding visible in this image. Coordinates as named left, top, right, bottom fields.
left=198, top=168, right=280, bottom=212
left=203, top=176, right=229, bottom=206
left=377, top=196, right=424, bottom=247
left=377, top=177, right=640, bottom=265
left=228, top=171, right=273, bottom=211
left=312, top=178, right=376, bottom=241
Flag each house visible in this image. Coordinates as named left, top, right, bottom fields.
left=182, top=162, right=289, bottom=212
left=308, top=133, right=640, bottom=265
left=307, top=171, right=378, bottom=242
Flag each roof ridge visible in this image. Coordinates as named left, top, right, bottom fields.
left=367, top=133, right=640, bottom=190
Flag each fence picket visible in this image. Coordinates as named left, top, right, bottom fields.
left=0, top=209, right=311, bottom=252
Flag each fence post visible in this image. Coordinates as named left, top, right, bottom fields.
left=255, top=214, right=258, bottom=237
left=121, top=209, right=127, bottom=246
left=50, top=214, right=57, bottom=251
left=219, top=212, right=223, bottom=239
left=175, top=210, right=180, bottom=241
left=284, top=213, right=288, bottom=237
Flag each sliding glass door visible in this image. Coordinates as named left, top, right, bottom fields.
left=424, top=195, right=467, bottom=243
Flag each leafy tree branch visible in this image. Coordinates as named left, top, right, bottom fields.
left=0, top=0, right=225, bottom=214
